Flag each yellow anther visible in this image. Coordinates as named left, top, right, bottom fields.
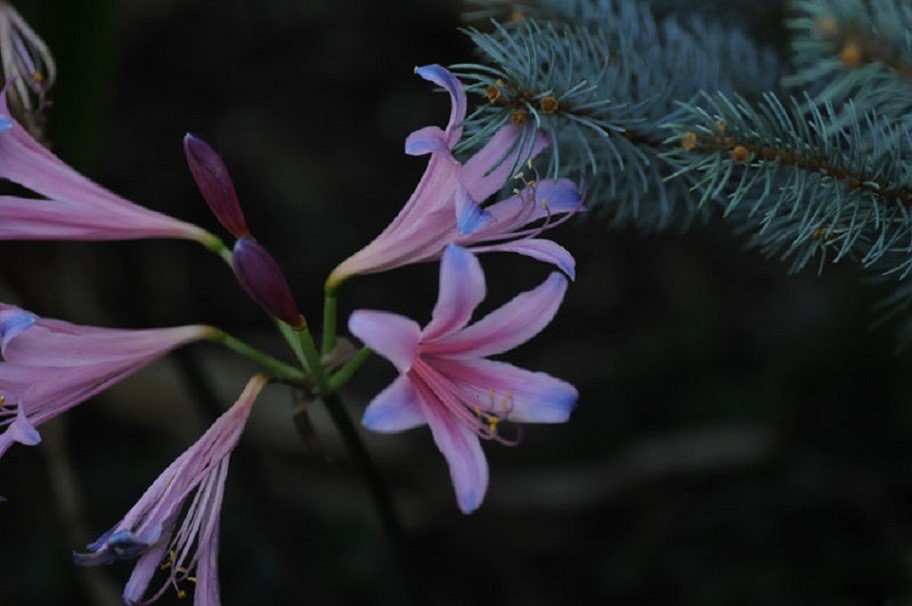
left=513, top=188, right=521, bottom=195
left=513, top=171, right=524, bottom=180
left=473, top=405, right=482, bottom=417
left=33, top=71, right=43, bottom=82
left=188, top=577, right=197, bottom=584
left=527, top=159, right=533, bottom=170
left=177, top=589, right=187, bottom=599
left=540, top=198, right=549, bottom=209
left=0, top=395, right=6, bottom=407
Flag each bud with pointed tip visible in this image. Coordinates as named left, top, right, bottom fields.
left=232, top=237, right=304, bottom=329
left=184, top=133, right=250, bottom=238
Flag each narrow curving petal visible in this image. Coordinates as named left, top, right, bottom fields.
left=473, top=239, right=576, bottom=281
left=348, top=310, right=421, bottom=373
left=461, top=126, right=548, bottom=203
left=455, top=185, right=493, bottom=235
left=361, top=375, right=426, bottom=433
left=422, top=245, right=486, bottom=342
left=423, top=272, right=568, bottom=358
left=414, top=64, right=467, bottom=146
left=416, top=385, right=489, bottom=514
left=434, top=357, right=578, bottom=424
left=404, top=125, right=450, bottom=157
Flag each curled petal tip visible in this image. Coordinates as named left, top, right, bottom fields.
left=184, top=134, right=249, bottom=237
left=232, top=237, right=303, bottom=327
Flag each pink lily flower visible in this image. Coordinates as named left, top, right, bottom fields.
left=0, top=304, right=211, bottom=458
left=327, top=64, right=582, bottom=290
left=75, top=374, right=269, bottom=606
left=348, top=245, right=577, bottom=513
left=0, top=89, right=209, bottom=242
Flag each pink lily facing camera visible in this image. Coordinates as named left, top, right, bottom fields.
left=348, top=245, right=577, bottom=513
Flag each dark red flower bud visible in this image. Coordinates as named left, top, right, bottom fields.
left=184, top=133, right=250, bottom=237
left=232, top=237, right=304, bottom=328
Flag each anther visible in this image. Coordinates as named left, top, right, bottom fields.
left=486, top=85, right=502, bottom=104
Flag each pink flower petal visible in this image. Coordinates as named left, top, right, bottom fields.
left=432, top=357, right=577, bottom=423
left=461, top=125, right=548, bottom=203
left=348, top=310, right=420, bottom=373
left=455, top=184, right=493, bottom=235
left=472, top=238, right=576, bottom=280
left=414, top=64, right=467, bottom=147
left=405, top=125, right=450, bottom=156
left=361, top=375, right=426, bottom=433
left=422, top=245, right=486, bottom=342
left=415, top=383, right=489, bottom=514
left=423, top=272, right=568, bottom=358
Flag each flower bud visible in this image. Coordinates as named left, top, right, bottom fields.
left=184, top=133, right=250, bottom=237
left=232, top=237, right=304, bottom=328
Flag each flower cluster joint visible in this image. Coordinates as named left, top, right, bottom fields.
left=349, top=245, right=577, bottom=513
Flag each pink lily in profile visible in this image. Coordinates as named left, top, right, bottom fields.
left=327, top=64, right=582, bottom=290
left=0, top=89, right=209, bottom=242
left=0, top=304, right=211, bottom=458
left=348, top=245, right=577, bottom=513
left=75, top=374, right=269, bottom=606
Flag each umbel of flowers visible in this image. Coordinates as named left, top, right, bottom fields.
left=0, top=48, right=580, bottom=604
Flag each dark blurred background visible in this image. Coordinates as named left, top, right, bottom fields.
left=1, top=1, right=911, bottom=604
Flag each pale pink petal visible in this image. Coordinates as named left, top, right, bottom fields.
left=481, top=178, right=582, bottom=233
left=471, top=238, right=576, bottom=280
left=361, top=375, right=426, bottom=433
left=415, top=382, right=489, bottom=514
left=422, top=245, right=486, bottom=341
left=461, top=125, right=548, bottom=203
left=0, top=196, right=205, bottom=241
left=3, top=325, right=208, bottom=367
left=348, top=310, right=420, bottom=373
left=423, top=272, right=568, bottom=358
left=405, top=125, right=450, bottom=156
left=6, top=404, right=40, bottom=445
left=122, top=538, right=170, bottom=605
left=414, top=64, right=467, bottom=146
left=433, top=357, right=577, bottom=423
left=454, top=184, right=492, bottom=235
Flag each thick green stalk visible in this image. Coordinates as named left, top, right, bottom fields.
left=321, top=392, right=404, bottom=542
left=321, top=289, right=338, bottom=357
left=298, top=328, right=328, bottom=392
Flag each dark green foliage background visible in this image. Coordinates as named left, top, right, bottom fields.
left=1, top=1, right=911, bottom=604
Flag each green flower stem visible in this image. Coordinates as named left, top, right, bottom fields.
left=321, top=392, right=404, bottom=543
left=202, top=233, right=234, bottom=267
left=321, top=289, right=338, bottom=357
left=208, top=328, right=307, bottom=384
left=298, top=327, right=328, bottom=392
left=277, top=320, right=309, bottom=370
left=327, top=347, right=372, bottom=392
